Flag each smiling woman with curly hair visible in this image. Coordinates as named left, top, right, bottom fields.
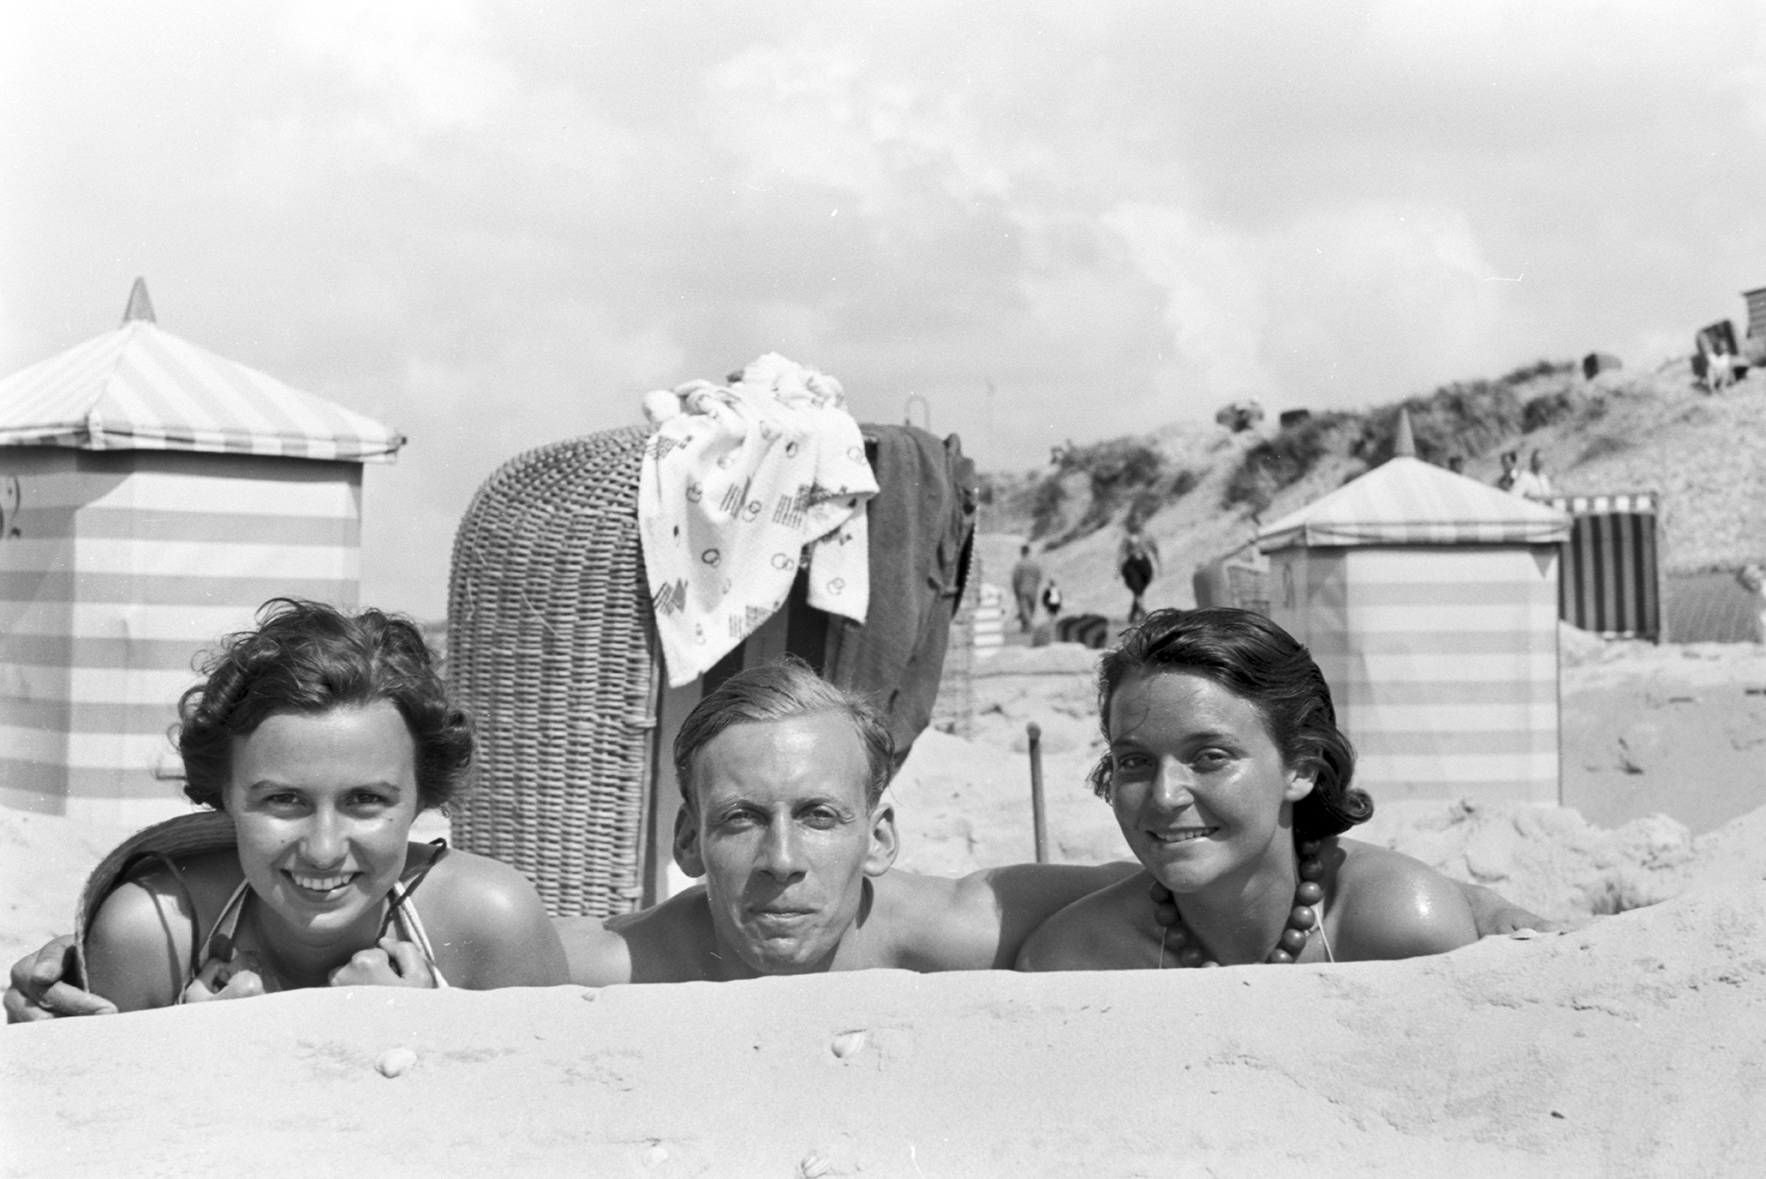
left=82, top=599, right=566, bottom=1011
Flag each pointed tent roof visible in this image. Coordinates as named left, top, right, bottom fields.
left=1257, top=456, right=1571, bottom=551
left=122, top=276, right=156, bottom=325
left=0, top=282, right=404, bottom=463
left=1392, top=407, right=1417, bottom=457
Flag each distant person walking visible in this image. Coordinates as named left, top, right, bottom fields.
left=1117, top=524, right=1161, bottom=623
left=1009, top=543, right=1044, bottom=633
left=1511, top=449, right=1553, bottom=499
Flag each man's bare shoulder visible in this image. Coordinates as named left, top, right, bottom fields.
left=1014, top=872, right=1148, bottom=972
left=586, top=886, right=724, bottom=984
left=553, top=914, right=633, bottom=986
left=867, top=862, right=1142, bottom=972
left=860, top=871, right=987, bottom=971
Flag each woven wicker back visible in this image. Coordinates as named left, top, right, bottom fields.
left=446, top=425, right=659, bottom=918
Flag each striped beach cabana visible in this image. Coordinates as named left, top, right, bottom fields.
left=1546, top=492, right=1661, bottom=641
left=1257, top=456, right=1572, bottom=807
left=0, top=280, right=403, bottom=821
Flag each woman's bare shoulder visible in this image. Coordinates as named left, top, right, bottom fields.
left=1014, top=873, right=1152, bottom=972
left=414, top=846, right=551, bottom=932
left=1330, top=839, right=1478, bottom=961
left=85, top=849, right=241, bottom=1011
left=420, top=846, right=537, bottom=904
left=415, top=846, right=567, bottom=987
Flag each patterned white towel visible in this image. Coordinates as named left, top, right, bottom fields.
left=639, top=354, right=878, bottom=687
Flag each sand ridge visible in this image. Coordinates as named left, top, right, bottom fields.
left=4, top=877, right=1764, bottom=1177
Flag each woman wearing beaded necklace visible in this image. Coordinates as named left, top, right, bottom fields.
left=1016, top=607, right=1478, bottom=971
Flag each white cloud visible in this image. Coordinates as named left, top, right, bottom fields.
left=703, top=35, right=1018, bottom=224
left=282, top=1, right=515, bottom=132
left=1100, top=204, right=1275, bottom=406
left=4, top=0, right=1765, bottom=613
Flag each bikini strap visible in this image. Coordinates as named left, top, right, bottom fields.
left=381, top=840, right=451, bottom=989
left=173, top=877, right=253, bottom=1006
left=119, top=852, right=207, bottom=985
left=379, top=839, right=447, bottom=937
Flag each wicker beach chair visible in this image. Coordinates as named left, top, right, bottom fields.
left=446, top=426, right=659, bottom=919
left=447, top=421, right=975, bottom=918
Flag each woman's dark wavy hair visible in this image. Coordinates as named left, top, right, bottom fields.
left=176, top=598, right=472, bottom=813
left=1089, top=607, right=1371, bottom=842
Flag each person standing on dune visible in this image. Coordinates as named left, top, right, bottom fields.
left=1118, top=524, right=1161, bottom=623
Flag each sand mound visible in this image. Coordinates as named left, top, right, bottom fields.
left=1360, top=801, right=1700, bottom=919
left=7, top=878, right=1763, bottom=1176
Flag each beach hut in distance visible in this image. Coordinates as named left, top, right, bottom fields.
left=0, top=280, right=404, bottom=822
left=1257, top=437, right=1572, bottom=807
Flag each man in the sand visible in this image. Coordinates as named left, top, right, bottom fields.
left=8, top=661, right=1544, bottom=1016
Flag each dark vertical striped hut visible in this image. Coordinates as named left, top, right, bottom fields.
left=1545, top=493, right=1662, bottom=641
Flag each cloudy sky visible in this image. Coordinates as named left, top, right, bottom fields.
left=2, top=1, right=1762, bottom=616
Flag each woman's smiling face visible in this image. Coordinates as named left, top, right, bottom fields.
left=1105, top=670, right=1314, bottom=894
left=223, top=701, right=420, bottom=950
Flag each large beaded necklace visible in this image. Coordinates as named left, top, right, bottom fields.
left=1151, top=837, right=1326, bottom=968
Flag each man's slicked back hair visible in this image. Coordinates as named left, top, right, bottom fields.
left=673, top=657, right=894, bottom=810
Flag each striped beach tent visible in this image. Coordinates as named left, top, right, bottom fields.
left=0, top=280, right=403, bottom=822
left=1258, top=457, right=1572, bottom=807
left=1546, top=492, right=1661, bottom=641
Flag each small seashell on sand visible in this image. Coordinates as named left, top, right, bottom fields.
left=376, top=1047, right=418, bottom=1078
left=830, top=1030, right=867, bottom=1059
left=798, top=1151, right=832, bottom=1178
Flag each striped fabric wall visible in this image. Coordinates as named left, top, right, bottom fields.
left=929, top=550, right=979, bottom=739
left=0, top=448, right=361, bottom=823
left=1271, top=545, right=1560, bottom=807
left=1546, top=493, right=1660, bottom=640
left=1745, top=287, right=1766, bottom=343
left=972, top=583, right=1005, bottom=654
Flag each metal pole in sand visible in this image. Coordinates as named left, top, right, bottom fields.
left=1027, top=721, right=1048, bottom=863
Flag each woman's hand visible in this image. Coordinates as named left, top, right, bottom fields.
left=328, top=935, right=436, bottom=989
left=182, top=952, right=268, bottom=1003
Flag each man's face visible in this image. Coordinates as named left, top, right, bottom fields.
left=674, top=712, right=897, bottom=975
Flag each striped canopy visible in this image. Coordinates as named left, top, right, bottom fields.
left=0, top=320, right=403, bottom=463
left=1258, top=456, right=1570, bottom=551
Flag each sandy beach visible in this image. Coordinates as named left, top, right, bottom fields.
left=3, top=630, right=1765, bottom=1175
left=5, top=876, right=1763, bottom=1177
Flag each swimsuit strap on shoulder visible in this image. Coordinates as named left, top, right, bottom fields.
left=383, top=839, right=451, bottom=989
left=201, top=878, right=252, bottom=965
left=175, top=877, right=253, bottom=1006
left=117, top=851, right=208, bottom=990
